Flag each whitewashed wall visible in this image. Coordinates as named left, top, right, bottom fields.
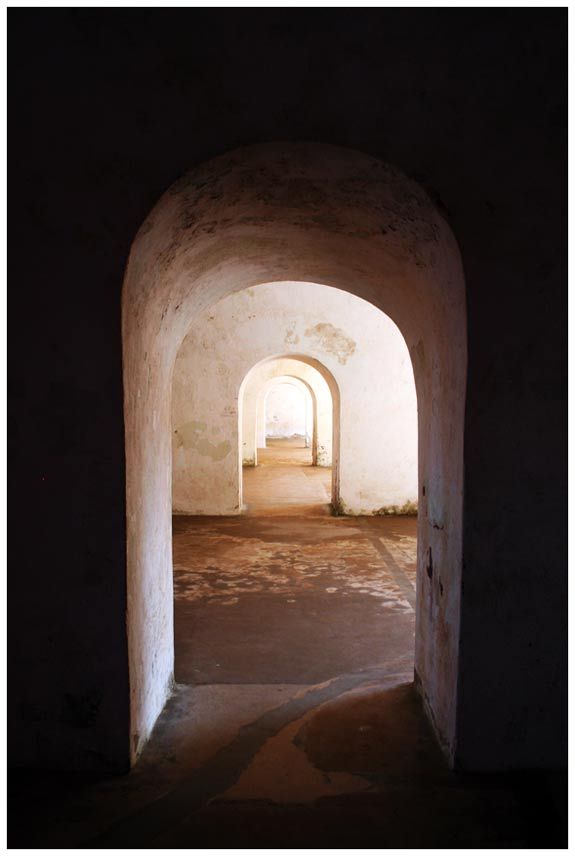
left=172, top=282, right=417, bottom=515
left=265, top=381, right=309, bottom=439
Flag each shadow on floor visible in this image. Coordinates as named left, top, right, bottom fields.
left=8, top=682, right=567, bottom=848
left=8, top=454, right=566, bottom=848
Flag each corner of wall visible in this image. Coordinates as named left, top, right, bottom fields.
left=414, top=668, right=456, bottom=769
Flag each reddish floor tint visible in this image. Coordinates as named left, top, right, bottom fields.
left=8, top=443, right=565, bottom=847
left=243, top=438, right=331, bottom=515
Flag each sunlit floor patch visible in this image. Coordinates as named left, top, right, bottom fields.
left=173, top=513, right=417, bottom=685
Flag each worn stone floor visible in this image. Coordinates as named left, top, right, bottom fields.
left=243, top=437, right=331, bottom=515
left=256, top=436, right=314, bottom=466
left=8, top=443, right=567, bottom=847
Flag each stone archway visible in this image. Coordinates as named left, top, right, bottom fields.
left=257, top=376, right=316, bottom=457
left=242, top=362, right=326, bottom=467
left=239, top=353, right=339, bottom=510
left=122, top=142, right=466, bottom=764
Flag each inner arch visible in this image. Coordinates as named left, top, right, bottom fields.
left=238, top=353, right=340, bottom=514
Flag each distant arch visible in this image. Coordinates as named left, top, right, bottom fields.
left=239, top=353, right=339, bottom=507
left=260, top=376, right=313, bottom=448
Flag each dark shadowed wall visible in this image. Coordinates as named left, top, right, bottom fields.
left=9, top=9, right=566, bottom=771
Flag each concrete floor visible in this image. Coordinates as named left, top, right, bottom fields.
left=8, top=443, right=567, bottom=846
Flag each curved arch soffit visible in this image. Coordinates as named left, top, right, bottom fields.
left=239, top=352, right=340, bottom=411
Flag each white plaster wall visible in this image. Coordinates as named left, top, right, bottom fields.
left=172, top=282, right=417, bottom=516
left=265, top=382, right=308, bottom=439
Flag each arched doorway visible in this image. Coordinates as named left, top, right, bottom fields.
left=262, top=379, right=312, bottom=448
left=252, top=367, right=333, bottom=469
left=122, top=143, right=466, bottom=764
left=239, top=353, right=339, bottom=514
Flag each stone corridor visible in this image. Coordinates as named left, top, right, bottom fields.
left=8, top=447, right=565, bottom=847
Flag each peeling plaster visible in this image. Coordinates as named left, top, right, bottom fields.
left=174, top=422, right=232, bottom=461
left=304, top=322, right=357, bottom=365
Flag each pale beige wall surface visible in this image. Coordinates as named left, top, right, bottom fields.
left=264, top=382, right=309, bottom=438
left=172, top=282, right=417, bottom=516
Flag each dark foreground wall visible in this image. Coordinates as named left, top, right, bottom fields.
left=9, top=9, right=566, bottom=771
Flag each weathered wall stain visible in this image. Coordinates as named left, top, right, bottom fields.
left=304, top=323, right=356, bottom=364
left=284, top=326, right=300, bottom=346
left=174, top=421, right=231, bottom=461
left=375, top=500, right=418, bottom=516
